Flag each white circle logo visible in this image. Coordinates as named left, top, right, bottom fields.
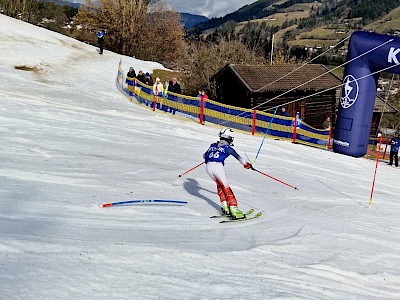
left=340, top=75, right=359, bottom=109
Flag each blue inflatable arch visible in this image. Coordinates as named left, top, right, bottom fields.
left=334, top=31, right=400, bottom=157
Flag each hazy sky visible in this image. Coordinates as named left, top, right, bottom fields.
left=164, top=0, right=256, bottom=18
left=72, top=0, right=257, bottom=18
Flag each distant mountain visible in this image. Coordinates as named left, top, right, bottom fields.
left=180, top=13, right=209, bottom=29
left=190, top=0, right=313, bottom=32
left=193, top=0, right=400, bottom=33
left=39, top=0, right=81, bottom=8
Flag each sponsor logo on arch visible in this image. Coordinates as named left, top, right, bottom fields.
left=340, top=75, right=359, bottom=109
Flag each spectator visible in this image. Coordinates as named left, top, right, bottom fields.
left=97, top=30, right=105, bottom=55
left=153, top=77, right=164, bottom=96
left=278, top=106, right=289, bottom=117
left=136, top=70, right=145, bottom=83
left=323, top=116, right=332, bottom=129
left=125, top=67, right=136, bottom=96
left=388, top=131, right=400, bottom=167
left=291, top=111, right=302, bottom=127
left=145, top=72, right=153, bottom=86
left=168, top=77, right=181, bottom=94
left=127, top=67, right=136, bottom=78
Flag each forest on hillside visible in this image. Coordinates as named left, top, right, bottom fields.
left=0, top=0, right=78, bottom=30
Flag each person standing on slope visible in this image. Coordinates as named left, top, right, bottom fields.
left=97, top=30, right=105, bottom=55
left=389, top=131, right=400, bottom=167
left=204, top=128, right=253, bottom=219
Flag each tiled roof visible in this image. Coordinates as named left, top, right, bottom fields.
left=225, top=64, right=341, bottom=92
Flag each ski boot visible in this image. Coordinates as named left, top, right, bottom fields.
left=229, top=206, right=245, bottom=220
left=221, top=201, right=230, bottom=216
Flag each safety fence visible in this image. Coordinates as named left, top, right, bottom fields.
left=116, top=62, right=332, bottom=149
left=365, top=136, right=393, bottom=161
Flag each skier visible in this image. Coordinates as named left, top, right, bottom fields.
left=204, top=128, right=253, bottom=219
left=97, top=30, right=105, bottom=55
left=388, top=131, right=400, bottom=167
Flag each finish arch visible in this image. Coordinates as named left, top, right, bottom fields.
left=334, top=31, right=400, bottom=157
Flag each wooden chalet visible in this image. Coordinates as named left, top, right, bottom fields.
left=211, top=64, right=340, bottom=129
left=359, top=94, right=398, bottom=137
left=211, top=64, right=398, bottom=133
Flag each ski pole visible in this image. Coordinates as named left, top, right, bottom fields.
left=252, top=167, right=299, bottom=190
left=178, top=162, right=205, bottom=177
left=253, top=107, right=279, bottom=165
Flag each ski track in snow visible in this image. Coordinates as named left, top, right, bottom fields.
left=1, top=14, right=400, bottom=300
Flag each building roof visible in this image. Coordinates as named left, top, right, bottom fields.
left=212, top=64, right=342, bottom=92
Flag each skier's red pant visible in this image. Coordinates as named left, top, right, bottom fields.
left=206, top=162, right=238, bottom=207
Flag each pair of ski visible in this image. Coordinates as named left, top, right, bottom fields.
left=210, top=209, right=262, bottom=223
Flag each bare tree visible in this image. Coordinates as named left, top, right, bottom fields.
left=181, top=38, right=266, bottom=97
left=76, top=0, right=185, bottom=63
left=0, top=0, right=38, bottom=21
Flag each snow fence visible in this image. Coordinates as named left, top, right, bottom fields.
left=116, top=62, right=331, bottom=150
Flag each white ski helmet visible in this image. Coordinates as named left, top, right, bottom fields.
left=219, top=127, right=234, bottom=142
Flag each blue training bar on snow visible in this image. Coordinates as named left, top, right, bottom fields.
left=100, top=199, right=188, bottom=207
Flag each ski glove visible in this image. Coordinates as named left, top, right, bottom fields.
left=244, top=162, right=253, bottom=170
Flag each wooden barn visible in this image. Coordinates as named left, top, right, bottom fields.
left=361, top=94, right=398, bottom=137
left=211, top=64, right=341, bottom=129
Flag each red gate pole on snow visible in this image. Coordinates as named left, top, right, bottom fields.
left=382, top=138, right=390, bottom=160
left=153, top=86, right=158, bottom=112
left=153, top=95, right=157, bottom=111
left=199, top=95, right=205, bottom=124
left=327, top=126, right=333, bottom=149
left=292, top=113, right=298, bottom=143
left=132, top=79, right=136, bottom=97
left=369, top=134, right=383, bottom=208
left=252, top=109, right=257, bottom=136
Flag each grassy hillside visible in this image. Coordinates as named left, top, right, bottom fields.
left=364, top=6, right=400, bottom=33
left=191, top=0, right=400, bottom=57
left=287, top=38, right=340, bottom=47
left=238, top=10, right=311, bottom=27
left=190, top=0, right=314, bottom=32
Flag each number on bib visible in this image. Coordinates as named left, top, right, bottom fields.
left=209, top=152, right=220, bottom=159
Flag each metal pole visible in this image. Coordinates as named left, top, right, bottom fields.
left=270, top=34, right=274, bottom=65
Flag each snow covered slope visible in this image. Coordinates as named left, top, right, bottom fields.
left=1, top=14, right=400, bottom=299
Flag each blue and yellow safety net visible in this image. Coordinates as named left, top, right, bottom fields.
left=116, top=63, right=330, bottom=149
